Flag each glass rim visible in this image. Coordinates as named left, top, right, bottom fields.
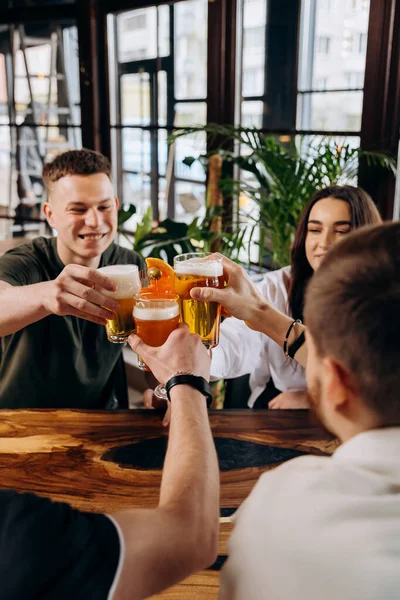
left=97, top=264, right=139, bottom=273
left=134, top=292, right=179, bottom=304
left=174, top=252, right=222, bottom=262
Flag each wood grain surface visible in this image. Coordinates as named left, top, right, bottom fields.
left=0, top=409, right=337, bottom=599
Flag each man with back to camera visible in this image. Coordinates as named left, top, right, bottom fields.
left=0, top=149, right=144, bottom=409
left=199, top=222, right=400, bottom=600
left=0, top=324, right=220, bottom=599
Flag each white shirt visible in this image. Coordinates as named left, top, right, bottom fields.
left=211, top=266, right=306, bottom=407
left=219, top=427, right=400, bottom=600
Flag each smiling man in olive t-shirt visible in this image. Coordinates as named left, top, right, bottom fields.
left=0, top=149, right=144, bottom=409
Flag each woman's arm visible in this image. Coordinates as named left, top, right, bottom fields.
left=190, top=257, right=307, bottom=368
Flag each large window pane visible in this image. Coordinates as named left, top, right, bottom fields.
left=297, top=91, right=363, bottom=131
left=118, top=8, right=158, bottom=63
left=298, top=0, right=370, bottom=131
left=122, top=172, right=151, bottom=229
left=175, top=0, right=207, bottom=100
left=122, top=129, right=151, bottom=173
left=241, top=101, right=264, bottom=128
left=175, top=180, right=206, bottom=223
left=121, top=73, right=150, bottom=126
left=237, top=0, right=267, bottom=127
left=175, top=132, right=206, bottom=182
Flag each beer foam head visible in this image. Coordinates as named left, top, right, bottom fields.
left=174, top=257, right=223, bottom=277
left=133, top=304, right=180, bottom=321
left=98, top=264, right=141, bottom=299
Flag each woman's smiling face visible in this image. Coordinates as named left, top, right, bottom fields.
left=305, top=197, right=352, bottom=271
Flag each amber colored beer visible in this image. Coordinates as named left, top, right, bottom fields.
left=133, top=296, right=180, bottom=370
left=98, top=264, right=141, bottom=343
left=174, top=255, right=224, bottom=348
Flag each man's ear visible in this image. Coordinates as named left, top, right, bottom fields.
left=42, top=202, right=55, bottom=228
left=114, top=196, right=120, bottom=210
left=322, top=357, right=357, bottom=411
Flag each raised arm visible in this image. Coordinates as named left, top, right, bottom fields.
left=112, top=325, right=219, bottom=600
left=191, top=256, right=307, bottom=367
left=0, top=265, right=120, bottom=337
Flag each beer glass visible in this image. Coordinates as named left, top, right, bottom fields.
left=98, top=264, right=141, bottom=343
left=133, top=294, right=180, bottom=399
left=174, top=252, right=224, bottom=348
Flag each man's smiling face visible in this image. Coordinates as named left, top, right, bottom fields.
left=43, top=173, right=119, bottom=268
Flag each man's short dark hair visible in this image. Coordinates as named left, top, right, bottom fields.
left=305, top=222, right=400, bottom=424
left=42, top=149, right=112, bottom=193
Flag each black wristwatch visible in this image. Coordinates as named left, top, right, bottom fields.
left=165, top=373, right=213, bottom=408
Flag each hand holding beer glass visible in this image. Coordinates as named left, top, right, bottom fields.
left=133, top=293, right=181, bottom=399
left=97, top=264, right=141, bottom=343
left=174, top=253, right=224, bottom=348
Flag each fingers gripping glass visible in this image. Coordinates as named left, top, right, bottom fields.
left=173, top=252, right=224, bottom=349
left=133, top=294, right=180, bottom=400
left=98, top=265, right=141, bottom=343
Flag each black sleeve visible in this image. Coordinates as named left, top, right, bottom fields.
left=0, top=490, right=121, bottom=600
left=0, top=246, right=40, bottom=286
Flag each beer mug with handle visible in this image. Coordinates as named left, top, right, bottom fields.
left=98, top=264, right=141, bottom=343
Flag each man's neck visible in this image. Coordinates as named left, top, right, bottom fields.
left=56, top=239, right=102, bottom=269
left=335, top=411, right=383, bottom=444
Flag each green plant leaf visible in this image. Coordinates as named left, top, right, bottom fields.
left=117, top=204, right=136, bottom=227
left=134, top=206, right=153, bottom=246
left=182, top=156, right=197, bottom=167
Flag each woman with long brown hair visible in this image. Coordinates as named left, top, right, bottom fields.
left=210, top=185, right=382, bottom=409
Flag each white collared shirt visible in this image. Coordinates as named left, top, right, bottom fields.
left=210, top=266, right=306, bottom=407
left=219, top=427, right=400, bottom=600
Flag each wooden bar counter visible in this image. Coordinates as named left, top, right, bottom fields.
left=0, top=409, right=337, bottom=599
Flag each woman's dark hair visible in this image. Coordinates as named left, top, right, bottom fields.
left=288, top=185, right=382, bottom=321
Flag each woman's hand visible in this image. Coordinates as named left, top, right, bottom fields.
left=190, top=255, right=268, bottom=328
left=269, top=391, right=310, bottom=410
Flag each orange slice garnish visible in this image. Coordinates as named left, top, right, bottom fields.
left=144, top=257, right=175, bottom=296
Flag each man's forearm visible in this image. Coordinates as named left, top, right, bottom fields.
left=159, top=385, right=219, bottom=549
left=0, top=282, right=51, bottom=336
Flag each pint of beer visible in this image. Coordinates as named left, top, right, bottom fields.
left=98, top=264, right=141, bottom=343
left=133, top=294, right=180, bottom=370
left=174, top=253, right=224, bottom=348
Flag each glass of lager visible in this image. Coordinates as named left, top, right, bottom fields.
left=174, top=252, right=224, bottom=348
left=97, top=264, right=141, bottom=343
left=133, top=293, right=181, bottom=399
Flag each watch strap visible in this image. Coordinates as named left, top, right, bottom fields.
left=165, top=374, right=213, bottom=408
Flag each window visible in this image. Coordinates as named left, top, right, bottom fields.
left=0, top=23, right=81, bottom=237
left=320, top=0, right=332, bottom=11
left=317, top=36, right=330, bottom=54
left=243, top=26, right=265, bottom=51
left=344, top=72, right=364, bottom=88
left=123, top=13, right=147, bottom=31
left=298, top=0, right=370, bottom=133
left=242, top=67, right=264, bottom=96
left=237, top=0, right=267, bottom=126
left=315, top=77, right=328, bottom=91
left=108, top=0, right=208, bottom=227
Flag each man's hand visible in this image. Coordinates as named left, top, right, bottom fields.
left=42, top=264, right=120, bottom=325
left=129, top=323, right=210, bottom=385
left=269, top=391, right=310, bottom=409
left=190, top=255, right=268, bottom=326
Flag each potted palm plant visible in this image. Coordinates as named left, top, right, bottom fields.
left=174, top=126, right=396, bottom=267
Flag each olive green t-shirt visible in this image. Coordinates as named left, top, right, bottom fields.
left=0, top=237, right=144, bottom=409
